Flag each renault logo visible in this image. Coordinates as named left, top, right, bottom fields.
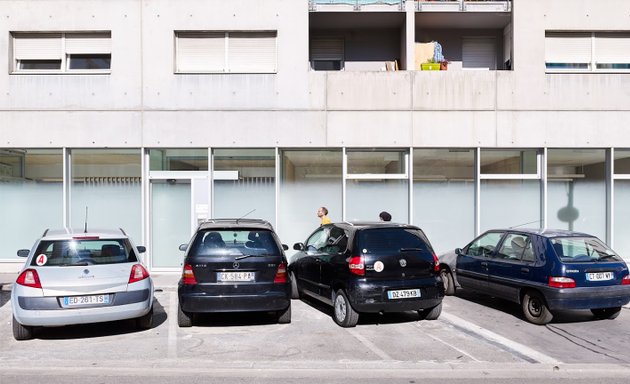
left=233, top=262, right=240, bottom=269
left=83, top=269, right=90, bottom=275
left=399, top=259, right=407, bottom=268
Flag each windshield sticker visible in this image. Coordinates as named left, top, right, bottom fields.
left=374, top=261, right=384, bottom=273
left=35, top=254, right=48, bottom=266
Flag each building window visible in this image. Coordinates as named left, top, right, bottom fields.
left=11, top=32, right=111, bottom=74
left=545, top=32, right=630, bottom=72
left=175, top=31, right=277, bottom=74
left=310, top=38, right=344, bottom=71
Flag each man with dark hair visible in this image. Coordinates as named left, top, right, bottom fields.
left=379, top=211, right=392, bottom=222
left=317, top=206, right=331, bottom=225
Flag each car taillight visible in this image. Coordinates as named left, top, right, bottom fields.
left=129, top=264, right=149, bottom=284
left=16, top=269, right=42, bottom=289
left=349, top=256, right=365, bottom=276
left=622, top=275, right=630, bottom=285
left=182, top=263, right=197, bottom=285
left=433, top=253, right=440, bottom=273
left=548, top=276, right=576, bottom=288
left=274, top=262, right=287, bottom=284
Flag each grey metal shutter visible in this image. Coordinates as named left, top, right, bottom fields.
left=462, top=37, right=497, bottom=70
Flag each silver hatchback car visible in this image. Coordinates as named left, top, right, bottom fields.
left=11, top=228, right=154, bottom=340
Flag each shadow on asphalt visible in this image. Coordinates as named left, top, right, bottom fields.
left=296, top=294, right=427, bottom=327
left=191, top=311, right=285, bottom=327
left=452, top=288, right=599, bottom=325
left=0, top=290, right=10, bottom=309
left=31, top=295, right=167, bottom=340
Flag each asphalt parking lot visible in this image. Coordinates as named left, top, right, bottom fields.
left=2, top=273, right=630, bottom=383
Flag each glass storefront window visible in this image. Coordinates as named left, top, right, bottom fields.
left=71, top=149, right=142, bottom=242
left=279, top=150, right=342, bottom=254
left=346, top=179, right=408, bottom=222
left=480, top=149, right=538, bottom=175
left=149, top=149, right=208, bottom=171
left=547, top=149, right=606, bottom=239
left=213, top=149, right=276, bottom=225
left=347, top=150, right=406, bottom=175
left=614, top=149, right=630, bottom=174
left=614, top=149, right=630, bottom=260
left=481, top=180, right=541, bottom=231
left=413, top=149, right=475, bottom=253
left=0, top=149, right=63, bottom=260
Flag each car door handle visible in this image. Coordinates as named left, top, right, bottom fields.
left=481, top=262, right=488, bottom=267
left=521, top=267, right=529, bottom=273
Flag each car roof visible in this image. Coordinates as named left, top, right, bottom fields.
left=332, top=222, right=422, bottom=231
left=40, top=228, right=129, bottom=240
left=485, top=228, right=595, bottom=238
left=197, top=218, right=274, bottom=231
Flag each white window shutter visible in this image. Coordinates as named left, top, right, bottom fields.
left=227, top=32, right=277, bottom=73
left=594, top=33, right=630, bottom=64
left=310, top=39, right=344, bottom=61
left=462, top=37, right=496, bottom=70
left=545, top=33, right=591, bottom=64
left=13, top=33, right=62, bottom=60
left=177, top=32, right=225, bottom=72
left=65, top=33, right=111, bottom=54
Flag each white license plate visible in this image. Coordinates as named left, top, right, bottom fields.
left=387, top=289, right=421, bottom=300
left=217, top=272, right=255, bottom=282
left=586, top=272, right=614, bottom=281
left=63, top=294, right=110, bottom=307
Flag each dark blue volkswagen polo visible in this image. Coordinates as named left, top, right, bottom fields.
left=439, top=229, right=630, bottom=325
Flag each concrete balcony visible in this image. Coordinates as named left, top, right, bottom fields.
left=416, top=1, right=511, bottom=12
left=309, top=0, right=405, bottom=12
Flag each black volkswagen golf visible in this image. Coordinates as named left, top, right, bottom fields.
left=289, top=222, right=444, bottom=327
left=177, top=219, right=291, bottom=327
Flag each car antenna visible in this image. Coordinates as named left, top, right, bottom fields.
left=236, top=209, right=256, bottom=224
left=84, top=207, right=89, bottom=233
left=509, top=220, right=541, bottom=229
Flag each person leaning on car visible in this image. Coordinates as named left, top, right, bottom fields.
left=379, top=211, right=392, bottom=222
left=317, top=206, right=331, bottom=226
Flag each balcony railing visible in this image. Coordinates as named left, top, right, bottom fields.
left=309, top=0, right=405, bottom=11
left=417, top=0, right=511, bottom=12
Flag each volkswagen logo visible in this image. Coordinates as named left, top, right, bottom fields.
left=233, top=262, right=240, bottom=269
left=399, top=259, right=407, bottom=268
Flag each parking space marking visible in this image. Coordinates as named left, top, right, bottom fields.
left=168, top=291, right=177, bottom=359
left=423, top=331, right=481, bottom=362
left=440, top=312, right=561, bottom=364
left=347, top=328, right=393, bottom=361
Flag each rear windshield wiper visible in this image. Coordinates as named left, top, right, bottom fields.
left=56, top=262, right=89, bottom=267
left=400, top=248, right=424, bottom=252
left=234, top=254, right=256, bottom=260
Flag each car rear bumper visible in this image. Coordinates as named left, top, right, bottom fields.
left=542, top=285, right=630, bottom=310
left=178, top=284, right=291, bottom=313
left=346, top=278, right=444, bottom=313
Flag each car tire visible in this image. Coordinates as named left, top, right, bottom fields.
left=333, top=289, right=359, bottom=328
left=290, top=271, right=300, bottom=300
left=441, top=269, right=455, bottom=296
left=136, top=307, right=154, bottom=330
left=277, top=304, right=291, bottom=324
left=12, top=316, right=33, bottom=341
left=522, top=290, right=553, bottom=325
left=418, top=302, right=442, bottom=321
left=177, top=302, right=193, bottom=327
left=591, top=307, right=622, bottom=320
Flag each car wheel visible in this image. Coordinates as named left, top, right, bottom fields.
left=522, top=290, right=553, bottom=325
left=277, top=304, right=291, bottom=324
left=441, top=269, right=455, bottom=296
left=333, top=289, right=359, bottom=327
left=177, top=302, right=193, bottom=327
left=418, top=302, right=442, bottom=321
left=136, top=307, right=154, bottom=330
left=12, top=316, right=33, bottom=341
left=591, top=307, right=622, bottom=320
left=290, top=271, right=300, bottom=300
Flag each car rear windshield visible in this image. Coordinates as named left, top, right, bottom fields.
left=551, top=237, right=623, bottom=263
left=358, top=228, right=433, bottom=255
left=31, top=238, right=137, bottom=267
left=189, top=229, right=281, bottom=257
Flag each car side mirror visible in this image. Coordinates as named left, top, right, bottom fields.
left=136, top=246, right=146, bottom=253
left=282, top=244, right=289, bottom=251
left=293, top=242, right=305, bottom=251
left=455, top=248, right=462, bottom=256
left=179, top=244, right=188, bottom=252
left=17, top=249, right=29, bottom=257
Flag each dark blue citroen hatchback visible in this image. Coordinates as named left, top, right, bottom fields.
left=439, top=229, right=630, bottom=325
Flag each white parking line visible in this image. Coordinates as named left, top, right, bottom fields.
left=168, top=291, right=177, bottom=359
left=423, top=331, right=481, bottom=362
left=440, top=312, right=561, bottom=364
left=347, top=328, right=393, bottom=361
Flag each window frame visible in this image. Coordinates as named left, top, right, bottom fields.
left=545, top=31, right=630, bottom=74
left=11, top=31, right=112, bottom=75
